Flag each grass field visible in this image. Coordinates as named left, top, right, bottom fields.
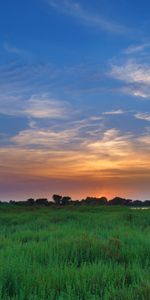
left=0, top=205, right=150, bottom=300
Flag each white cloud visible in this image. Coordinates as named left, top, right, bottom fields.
left=124, top=44, right=150, bottom=55
left=89, top=116, right=103, bottom=121
left=135, top=113, right=150, bottom=121
left=110, top=60, right=150, bottom=85
left=122, top=87, right=150, bottom=99
left=102, top=109, right=125, bottom=115
left=110, top=60, right=150, bottom=99
left=131, top=89, right=149, bottom=98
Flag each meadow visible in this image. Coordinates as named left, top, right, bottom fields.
left=0, top=205, right=150, bottom=300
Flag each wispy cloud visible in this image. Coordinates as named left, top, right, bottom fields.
left=122, top=86, right=150, bottom=99
left=102, top=109, right=125, bottom=115
left=0, top=61, right=73, bottom=121
left=3, top=127, right=150, bottom=178
left=3, top=43, right=24, bottom=55
left=46, top=0, right=127, bottom=34
left=86, top=129, right=133, bottom=158
left=10, top=113, right=106, bottom=148
left=25, top=96, right=71, bottom=119
left=110, top=59, right=150, bottom=99
left=11, top=127, right=79, bottom=147
left=124, top=43, right=150, bottom=55
left=135, top=112, right=150, bottom=121
left=0, top=94, right=70, bottom=119
left=110, top=60, right=150, bottom=85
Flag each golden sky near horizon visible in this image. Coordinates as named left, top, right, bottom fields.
left=1, top=127, right=150, bottom=200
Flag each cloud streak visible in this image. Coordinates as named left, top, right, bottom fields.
left=0, top=94, right=71, bottom=119
left=25, top=96, right=71, bottom=119
left=46, top=0, right=127, bottom=34
left=135, top=112, right=150, bottom=121
left=110, top=60, right=150, bottom=85
left=102, top=109, right=125, bottom=115
left=2, top=127, right=150, bottom=181
left=124, top=44, right=150, bottom=55
left=3, top=43, right=25, bottom=56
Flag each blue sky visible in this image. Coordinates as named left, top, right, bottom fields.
left=0, top=0, right=150, bottom=200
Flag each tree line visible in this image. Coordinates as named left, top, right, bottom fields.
left=0, top=195, right=150, bottom=207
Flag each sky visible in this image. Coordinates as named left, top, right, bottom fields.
left=0, top=0, right=150, bottom=201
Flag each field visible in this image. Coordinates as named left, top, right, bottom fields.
left=0, top=205, right=150, bottom=300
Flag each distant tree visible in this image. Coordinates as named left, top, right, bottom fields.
left=17, top=200, right=25, bottom=206
left=9, top=200, right=16, bottom=205
left=125, top=199, right=133, bottom=206
left=26, top=198, right=35, bottom=206
left=131, top=200, right=143, bottom=207
left=84, top=197, right=107, bottom=205
left=85, top=197, right=95, bottom=205
left=143, top=200, right=150, bottom=206
left=52, top=194, right=62, bottom=205
left=72, top=200, right=80, bottom=206
left=98, top=197, right=108, bottom=205
left=62, top=196, right=71, bottom=205
left=35, top=198, right=48, bottom=205
left=109, top=197, right=129, bottom=205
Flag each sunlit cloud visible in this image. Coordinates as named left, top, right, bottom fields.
left=138, top=135, right=150, bottom=145
left=11, top=127, right=80, bottom=147
left=1, top=123, right=150, bottom=199
left=85, top=129, right=133, bottom=158
left=10, top=114, right=106, bottom=147
left=5, top=127, right=150, bottom=175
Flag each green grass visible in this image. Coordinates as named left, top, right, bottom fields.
left=0, top=205, right=150, bottom=299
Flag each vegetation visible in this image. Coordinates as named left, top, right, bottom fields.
left=0, top=205, right=150, bottom=300
left=2, top=195, right=150, bottom=207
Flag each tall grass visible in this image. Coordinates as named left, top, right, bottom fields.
left=0, top=205, right=150, bottom=299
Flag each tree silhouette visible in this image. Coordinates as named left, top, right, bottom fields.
left=52, top=194, right=62, bottom=205
left=26, top=198, right=35, bottom=206
left=62, top=196, right=71, bottom=205
left=35, top=198, right=48, bottom=205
